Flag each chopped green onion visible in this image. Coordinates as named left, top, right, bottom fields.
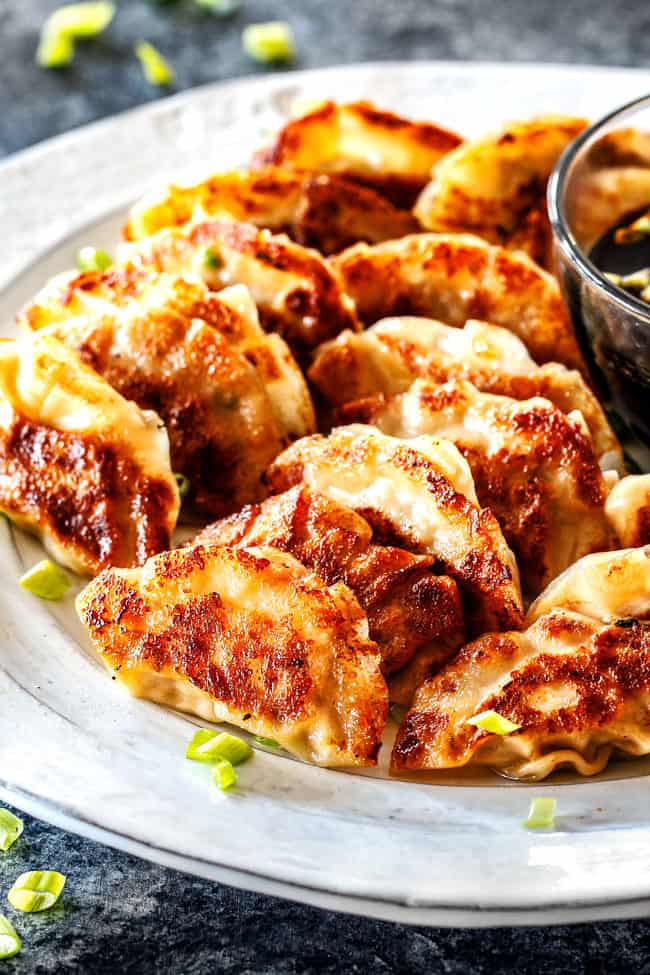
left=466, top=709, right=521, bottom=735
left=0, top=810, right=24, bottom=853
left=36, top=31, right=75, bottom=68
left=389, top=703, right=407, bottom=725
left=174, top=472, right=191, bottom=500
left=242, top=21, right=295, bottom=64
left=202, top=246, right=224, bottom=270
left=0, top=916, right=21, bottom=960
left=196, top=0, right=241, bottom=13
left=212, top=758, right=237, bottom=791
left=253, top=735, right=280, bottom=748
left=46, top=2, right=115, bottom=38
left=135, top=42, right=175, bottom=86
left=19, top=560, right=71, bottom=601
left=7, top=871, right=66, bottom=913
left=186, top=729, right=252, bottom=765
left=77, top=246, right=112, bottom=272
left=522, top=797, right=557, bottom=830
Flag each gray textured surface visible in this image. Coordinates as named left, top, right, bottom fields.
left=2, top=1, right=650, bottom=971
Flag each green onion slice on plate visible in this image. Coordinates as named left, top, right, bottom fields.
left=523, top=797, right=557, bottom=830
left=466, top=710, right=521, bottom=735
left=47, top=2, right=115, bottom=38
left=174, top=472, right=191, bottom=501
left=242, top=22, right=295, bottom=64
left=36, top=31, right=75, bottom=68
left=196, top=0, right=241, bottom=14
left=77, top=246, right=112, bottom=272
left=7, top=871, right=66, bottom=913
left=135, top=42, right=175, bottom=86
left=0, top=810, right=24, bottom=853
left=186, top=729, right=253, bottom=765
left=0, top=915, right=21, bottom=960
left=212, top=759, right=237, bottom=791
left=19, top=560, right=72, bottom=601
left=253, top=736, right=280, bottom=749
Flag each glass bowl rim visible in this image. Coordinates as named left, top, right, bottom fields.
left=547, top=90, right=650, bottom=324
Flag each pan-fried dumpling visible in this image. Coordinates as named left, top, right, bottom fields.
left=77, top=543, right=388, bottom=767
left=392, top=546, right=650, bottom=780
left=120, top=218, right=359, bottom=360
left=21, top=270, right=313, bottom=515
left=197, top=484, right=465, bottom=676
left=253, top=100, right=462, bottom=208
left=330, top=233, right=586, bottom=372
left=124, top=166, right=418, bottom=256
left=340, top=379, right=612, bottom=597
left=606, top=474, right=650, bottom=548
left=414, top=115, right=587, bottom=267
left=265, top=424, right=523, bottom=634
left=0, top=333, right=179, bottom=574
left=527, top=544, right=650, bottom=624
left=309, top=316, right=621, bottom=469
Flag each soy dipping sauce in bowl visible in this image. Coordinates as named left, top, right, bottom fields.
left=548, top=95, right=650, bottom=457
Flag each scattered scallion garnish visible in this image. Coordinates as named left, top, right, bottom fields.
left=466, top=710, right=521, bottom=735
left=0, top=915, right=21, bottom=960
left=242, top=21, right=295, bottom=64
left=7, top=871, right=66, bottom=913
left=174, top=472, right=191, bottom=501
left=253, top=735, right=280, bottom=748
left=19, top=560, right=72, bottom=601
left=203, top=246, right=224, bottom=270
left=522, top=797, right=557, bottom=830
left=37, top=3, right=115, bottom=68
left=77, top=246, right=113, bottom=272
left=212, top=758, right=237, bottom=791
left=186, top=729, right=252, bottom=765
left=196, top=0, right=241, bottom=13
left=135, top=42, right=175, bottom=86
left=0, top=810, right=24, bottom=854
left=36, top=31, right=75, bottom=68
left=614, top=210, right=650, bottom=245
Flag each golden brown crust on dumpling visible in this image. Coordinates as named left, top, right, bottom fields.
left=414, top=115, right=588, bottom=267
left=265, top=425, right=523, bottom=635
left=77, top=543, right=388, bottom=767
left=331, top=233, right=586, bottom=373
left=339, top=379, right=612, bottom=597
left=197, top=484, right=465, bottom=676
left=392, top=610, right=650, bottom=779
left=253, top=100, right=462, bottom=208
left=121, top=218, right=359, bottom=361
left=20, top=269, right=310, bottom=516
left=0, top=335, right=178, bottom=574
left=309, top=316, right=620, bottom=467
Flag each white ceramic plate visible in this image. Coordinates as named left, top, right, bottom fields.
left=2, top=61, right=650, bottom=929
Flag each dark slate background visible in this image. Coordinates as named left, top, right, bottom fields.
left=2, top=1, right=650, bottom=971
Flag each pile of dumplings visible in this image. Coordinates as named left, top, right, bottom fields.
left=6, top=100, right=650, bottom=780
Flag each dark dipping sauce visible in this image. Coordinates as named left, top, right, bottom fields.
left=574, top=206, right=650, bottom=448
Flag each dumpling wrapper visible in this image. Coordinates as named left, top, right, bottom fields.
left=340, top=378, right=612, bottom=597
left=414, top=114, right=588, bottom=267
left=77, top=543, right=388, bottom=767
left=120, top=218, right=359, bottom=361
left=123, top=165, right=417, bottom=257
left=0, top=333, right=178, bottom=574
left=605, top=474, right=650, bottom=549
left=20, top=269, right=314, bottom=515
left=265, top=424, right=523, bottom=635
left=330, top=233, right=587, bottom=374
left=393, top=546, right=650, bottom=780
left=309, top=316, right=621, bottom=470
left=252, top=100, right=462, bottom=208
left=198, top=483, right=465, bottom=677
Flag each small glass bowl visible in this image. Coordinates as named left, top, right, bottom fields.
left=548, top=93, right=650, bottom=451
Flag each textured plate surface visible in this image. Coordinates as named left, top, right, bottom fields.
left=2, top=62, right=650, bottom=928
